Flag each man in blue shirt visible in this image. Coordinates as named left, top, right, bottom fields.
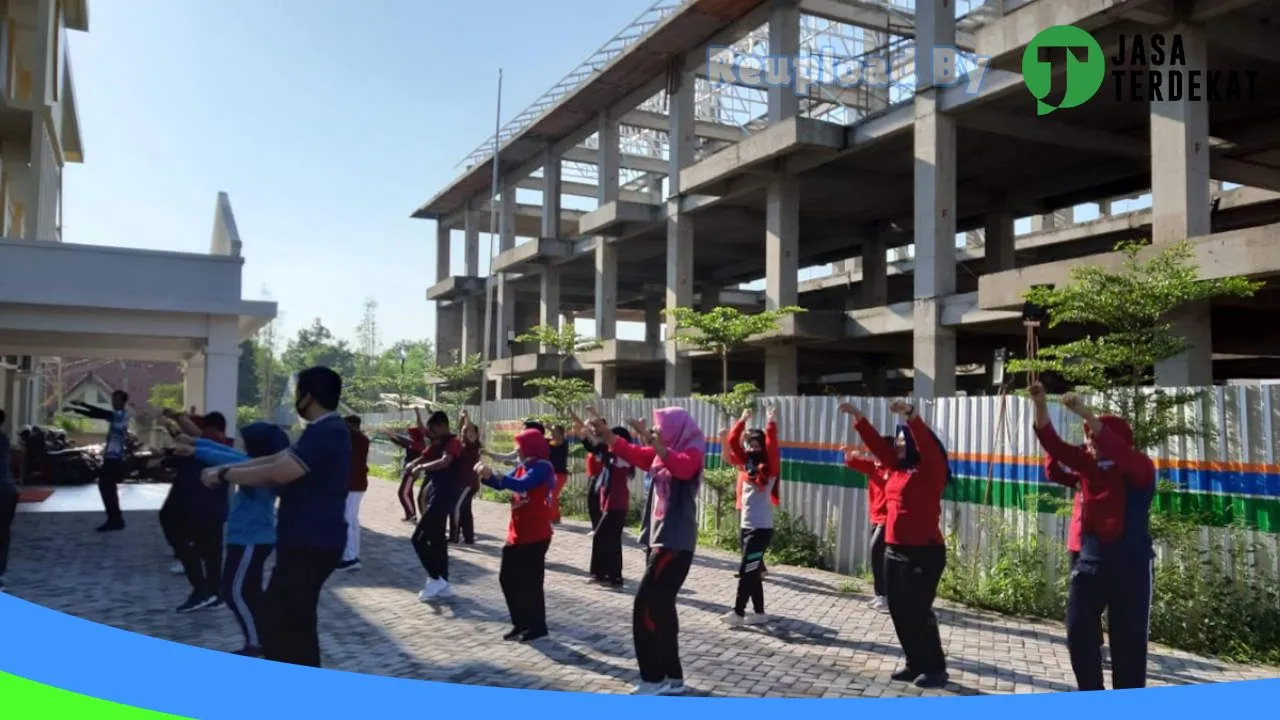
left=0, top=409, right=16, bottom=592
left=201, top=366, right=350, bottom=668
left=65, top=391, right=131, bottom=532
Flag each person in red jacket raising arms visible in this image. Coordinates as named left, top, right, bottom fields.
left=475, top=427, right=557, bottom=643
left=720, top=405, right=781, bottom=627
left=845, top=398, right=952, bottom=689
left=1029, top=382, right=1156, bottom=691
left=839, top=402, right=892, bottom=614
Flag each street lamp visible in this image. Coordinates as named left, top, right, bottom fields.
left=398, top=347, right=408, bottom=416
left=505, top=330, right=516, bottom=398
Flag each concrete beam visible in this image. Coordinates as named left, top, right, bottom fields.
left=512, top=175, right=652, bottom=204
left=575, top=339, right=663, bottom=366
left=578, top=201, right=664, bottom=237
left=798, top=0, right=976, bottom=49
left=426, top=275, right=486, bottom=302
left=679, top=117, right=845, bottom=195
left=491, top=238, right=575, bottom=274
left=846, top=292, right=1022, bottom=337
left=974, top=0, right=1150, bottom=67
left=561, top=145, right=669, bottom=176
left=978, top=222, right=1280, bottom=310
left=619, top=108, right=744, bottom=143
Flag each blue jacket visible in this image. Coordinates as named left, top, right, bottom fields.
left=193, top=423, right=290, bottom=546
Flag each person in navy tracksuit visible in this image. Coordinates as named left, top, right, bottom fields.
left=169, top=412, right=233, bottom=614
left=1030, top=382, right=1156, bottom=691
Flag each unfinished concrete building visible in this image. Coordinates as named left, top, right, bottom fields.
left=413, top=0, right=1280, bottom=399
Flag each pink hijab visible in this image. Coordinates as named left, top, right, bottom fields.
left=653, top=407, right=705, bottom=455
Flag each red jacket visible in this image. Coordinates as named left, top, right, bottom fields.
left=598, top=460, right=633, bottom=513
left=1036, top=417, right=1155, bottom=553
left=854, top=417, right=947, bottom=546
left=484, top=429, right=556, bottom=545
left=844, top=451, right=890, bottom=525
left=348, top=430, right=370, bottom=493
left=725, top=418, right=781, bottom=510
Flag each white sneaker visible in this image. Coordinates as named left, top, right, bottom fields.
left=631, top=681, right=666, bottom=695
left=434, top=581, right=454, bottom=599
left=744, top=612, right=770, bottom=626
left=418, top=578, right=444, bottom=602
left=870, top=596, right=888, bottom=613
left=719, top=610, right=744, bottom=627
left=169, top=561, right=185, bottom=575
left=658, top=679, right=686, bottom=696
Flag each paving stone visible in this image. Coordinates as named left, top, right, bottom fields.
left=5, top=479, right=1278, bottom=697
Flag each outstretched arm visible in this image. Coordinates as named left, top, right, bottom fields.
left=1030, top=385, right=1095, bottom=475
left=1064, top=393, right=1156, bottom=489
left=892, top=400, right=947, bottom=481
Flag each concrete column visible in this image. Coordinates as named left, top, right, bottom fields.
left=542, top=151, right=562, bottom=239
left=435, top=223, right=451, bottom=282
left=594, top=113, right=621, bottom=396
left=1152, top=23, right=1212, bottom=387
left=644, top=292, right=663, bottom=346
left=767, top=0, right=800, bottom=124
left=862, top=233, right=888, bottom=307
left=911, top=1, right=957, bottom=399
left=698, top=284, right=721, bottom=312
left=983, top=211, right=1016, bottom=273
left=463, top=203, right=480, bottom=276
left=435, top=304, right=462, bottom=367
left=1098, top=198, right=1112, bottom=216
left=183, top=355, right=206, bottom=413
left=764, top=178, right=799, bottom=395
left=861, top=359, right=888, bottom=396
left=204, top=322, right=240, bottom=438
left=540, top=266, right=561, bottom=352
left=496, top=184, right=517, bottom=362
left=461, top=298, right=482, bottom=360
left=665, top=61, right=697, bottom=397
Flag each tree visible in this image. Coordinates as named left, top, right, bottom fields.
left=237, top=340, right=260, bottom=408
left=148, top=383, right=184, bottom=411
left=433, top=353, right=486, bottom=417
left=1007, top=240, right=1260, bottom=450
left=667, top=305, right=804, bottom=417
left=375, top=340, right=433, bottom=409
left=281, top=318, right=357, bottom=378
left=515, top=324, right=601, bottom=424
left=255, top=287, right=285, bottom=419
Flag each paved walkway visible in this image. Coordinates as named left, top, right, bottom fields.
left=6, top=480, right=1277, bottom=697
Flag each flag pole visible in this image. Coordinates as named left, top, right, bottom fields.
left=478, top=68, right=503, bottom=422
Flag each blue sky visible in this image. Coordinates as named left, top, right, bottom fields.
left=62, top=0, right=654, bottom=349
left=62, top=0, right=1166, bottom=352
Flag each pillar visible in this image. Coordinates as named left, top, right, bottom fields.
left=665, top=60, right=696, bottom=397
left=862, top=232, right=888, bottom=307
left=764, top=179, right=799, bottom=395
left=1152, top=23, right=1212, bottom=387
left=698, top=284, right=721, bottom=312
left=595, top=114, right=620, bottom=397
left=435, top=304, right=463, bottom=367
left=861, top=358, right=888, bottom=396
left=540, top=266, right=561, bottom=351
left=542, top=151, right=561, bottom=239
left=983, top=210, right=1016, bottom=273
left=1098, top=198, right=1112, bottom=216
left=204, top=319, right=240, bottom=438
left=183, top=355, right=206, bottom=414
left=767, top=0, right=800, bottom=124
left=911, top=1, right=957, bottom=399
left=644, top=291, right=662, bottom=346
left=463, top=203, right=479, bottom=276
left=495, top=185, right=517, bottom=398
left=435, top=223, right=451, bottom=282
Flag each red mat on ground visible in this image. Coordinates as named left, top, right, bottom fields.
left=18, top=488, right=55, bottom=503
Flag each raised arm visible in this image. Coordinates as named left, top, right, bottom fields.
left=1044, top=457, right=1080, bottom=488
left=1063, top=392, right=1155, bottom=490
left=67, top=402, right=114, bottom=421
left=725, top=415, right=748, bottom=468
left=899, top=406, right=947, bottom=481
left=1030, top=385, right=1096, bottom=475
left=764, top=407, right=781, bottom=478
left=609, top=435, right=658, bottom=472
left=843, top=448, right=879, bottom=475
left=486, top=459, right=555, bottom=494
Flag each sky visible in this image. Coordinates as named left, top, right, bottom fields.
left=62, top=0, right=656, bottom=349
left=62, top=0, right=1171, bottom=353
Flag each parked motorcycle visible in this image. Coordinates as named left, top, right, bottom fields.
left=18, top=426, right=171, bottom=486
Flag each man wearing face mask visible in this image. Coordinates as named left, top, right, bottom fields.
left=201, top=366, right=351, bottom=668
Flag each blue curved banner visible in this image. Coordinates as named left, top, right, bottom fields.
left=1, top=593, right=1275, bottom=717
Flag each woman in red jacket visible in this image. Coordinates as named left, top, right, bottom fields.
left=1029, top=383, right=1156, bottom=691
left=839, top=402, right=891, bottom=613
left=450, top=410, right=482, bottom=545
left=845, top=399, right=951, bottom=689
left=475, top=428, right=557, bottom=642
left=720, top=406, right=781, bottom=626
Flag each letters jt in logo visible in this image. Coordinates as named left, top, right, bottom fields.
left=1022, top=25, right=1105, bottom=115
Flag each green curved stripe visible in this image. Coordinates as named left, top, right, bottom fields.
left=0, top=671, right=189, bottom=719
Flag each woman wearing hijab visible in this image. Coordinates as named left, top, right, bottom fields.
left=588, top=407, right=705, bottom=697
left=475, top=428, right=557, bottom=642
left=721, top=405, right=781, bottom=626
left=841, top=399, right=952, bottom=689
left=1029, top=383, right=1156, bottom=691
left=588, top=425, right=634, bottom=588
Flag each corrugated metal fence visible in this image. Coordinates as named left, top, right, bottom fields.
left=358, top=387, right=1280, bottom=578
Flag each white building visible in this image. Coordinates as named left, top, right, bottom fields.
left=0, top=0, right=276, bottom=439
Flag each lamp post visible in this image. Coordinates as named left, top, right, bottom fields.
left=398, top=346, right=408, bottom=418
left=505, top=330, right=516, bottom=399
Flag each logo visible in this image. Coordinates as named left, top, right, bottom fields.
left=1022, top=25, right=1105, bottom=115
